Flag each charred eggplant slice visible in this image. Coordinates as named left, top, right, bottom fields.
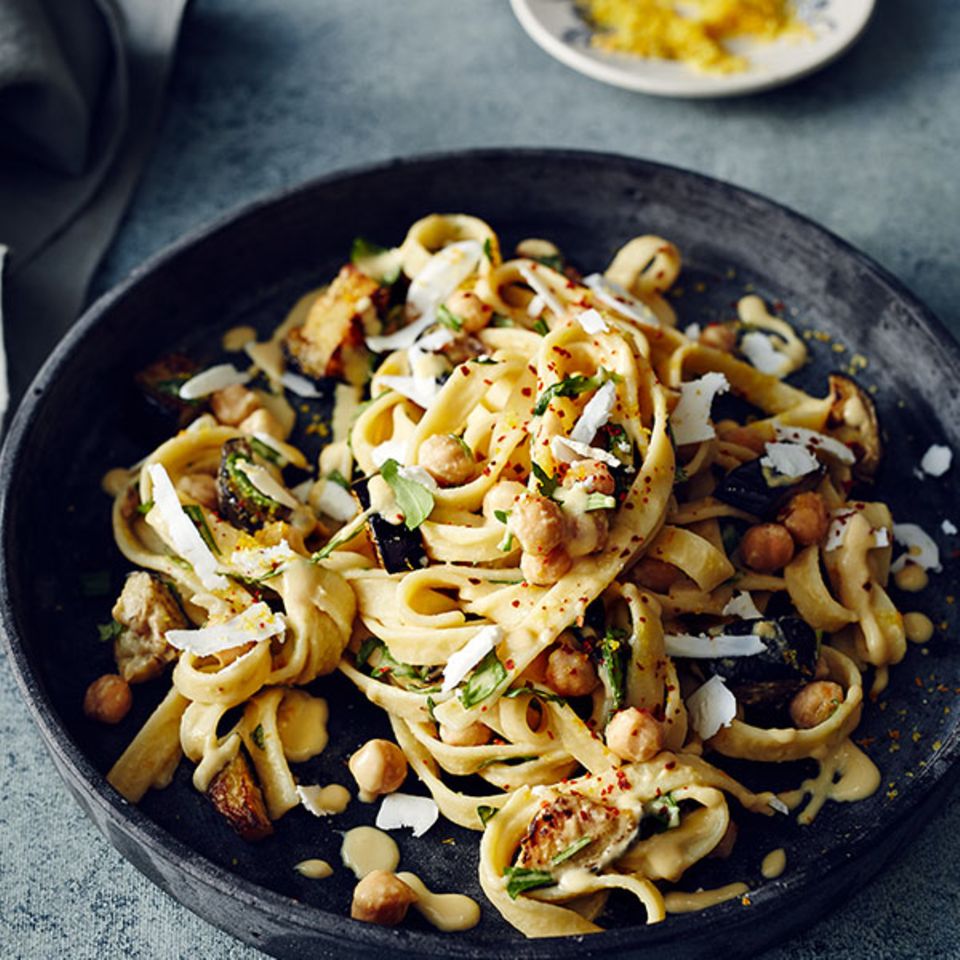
left=825, top=373, right=882, bottom=482
left=354, top=476, right=428, bottom=573
left=135, top=353, right=207, bottom=427
left=217, top=438, right=292, bottom=533
left=713, top=457, right=825, bottom=519
left=207, top=750, right=273, bottom=842
left=704, top=617, right=819, bottom=707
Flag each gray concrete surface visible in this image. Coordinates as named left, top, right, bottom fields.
left=3, top=1, right=959, bottom=957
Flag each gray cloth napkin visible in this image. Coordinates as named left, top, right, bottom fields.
left=0, top=0, right=189, bottom=424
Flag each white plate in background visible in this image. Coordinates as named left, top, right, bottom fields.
left=510, top=0, right=876, bottom=97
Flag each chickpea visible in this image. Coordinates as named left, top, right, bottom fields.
left=894, top=562, right=928, bottom=593
left=238, top=407, right=286, bottom=441
left=521, top=545, right=572, bottom=586
left=348, top=739, right=408, bottom=801
left=789, top=681, right=845, bottom=729
left=740, top=523, right=795, bottom=573
left=210, top=384, right=261, bottom=426
left=83, top=674, right=132, bottom=724
left=709, top=821, right=738, bottom=860
left=904, top=612, right=934, bottom=644
left=781, top=492, right=829, bottom=547
left=566, top=510, right=609, bottom=558
left=512, top=494, right=565, bottom=556
left=176, top=473, right=219, bottom=511
left=351, top=870, right=418, bottom=926
left=419, top=434, right=475, bottom=487
left=439, top=721, right=491, bottom=747
left=604, top=707, right=664, bottom=763
left=630, top=556, right=683, bottom=593
left=445, top=289, right=493, bottom=334
left=563, top=459, right=615, bottom=495
left=545, top=643, right=599, bottom=697
left=699, top=323, right=737, bottom=353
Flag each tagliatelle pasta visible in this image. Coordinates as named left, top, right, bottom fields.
left=89, top=214, right=938, bottom=937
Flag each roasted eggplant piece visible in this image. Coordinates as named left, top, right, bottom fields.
left=217, top=438, right=292, bottom=533
left=354, top=476, right=428, bottom=573
left=713, top=457, right=825, bottom=519
left=135, top=353, right=207, bottom=427
left=703, top=617, right=819, bottom=707
left=825, top=373, right=882, bottom=482
left=207, top=751, right=273, bottom=841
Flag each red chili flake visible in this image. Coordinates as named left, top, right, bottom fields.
left=888, top=729, right=900, bottom=740
left=664, top=760, right=676, bottom=770
left=468, top=577, right=481, bottom=585
left=505, top=658, right=515, bottom=670
left=521, top=387, right=532, bottom=397
left=483, top=379, right=493, bottom=386
left=460, top=365, right=472, bottom=376
left=511, top=599, right=520, bottom=608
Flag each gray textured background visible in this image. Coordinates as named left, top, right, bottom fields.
left=3, top=1, right=960, bottom=957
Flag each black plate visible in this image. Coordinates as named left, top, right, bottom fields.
left=2, top=150, right=958, bottom=960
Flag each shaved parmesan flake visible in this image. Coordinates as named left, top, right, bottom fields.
left=518, top=263, right=566, bottom=318
left=760, top=441, right=819, bottom=479
left=281, top=371, right=321, bottom=398
left=722, top=591, right=762, bottom=619
left=236, top=461, right=299, bottom=509
left=315, top=479, right=358, bottom=521
left=146, top=463, right=227, bottom=590
left=371, top=439, right=407, bottom=468
left=377, top=374, right=440, bottom=409
left=165, top=602, right=286, bottom=656
left=231, top=542, right=298, bottom=580
left=527, top=295, right=545, bottom=318
left=583, top=274, right=659, bottom=325
left=441, top=625, right=503, bottom=693
left=365, top=312, right=435, bottom=353
left=577, top=308, right=608, bottom=334
left=824, top=515, right=850, bottom=552
left=670, top=373, right=730, bottom=446
left=417, top=327, right=457, bottom=352
left=684, top=323, right=702, bottom=340
left=398, top=465, right=440, bottom=494
left=296, top=785, right=346, bottom=818
left=943, top=519, right=958, bottom=535
left=920, top=444, right=952, bottom=477
left=570, top=380, right=617, bottom=444
left=740, top=331, right=789, bottom=377
left=179, top=364, right=251, bottom=400
left=376, top=792, right=439, bottom=838
left=686, top=675, right=737, bottom=741
left=665, top=633, right=766, bottom=658
left=768, top=796, right=790, bottom=816
left=550, top=435, right=622, bottom=469
left=891, top=523, right=942, bottom=573
left=292, top=479, right=314, bottom=503
left=873, top=527, right=890, bottom=548
left=773, top=424, right=855, bottom=465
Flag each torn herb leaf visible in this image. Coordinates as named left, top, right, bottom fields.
left=483, top=237, right=493, bottom=262
left=436, top=304, right=463, bottom=332
left=97, top=620, right=123, bottom=643
left=504, top=866, right=556, bottom=899
left=584, top=493, right=616, bottom=511
left=531, top=462, right=559, bottom=500
left=599, top=627, right=628, bottom=713
left=551, top=836, right=593, bottom=866
left=491, top=313, right=514, bottom=328
left=183, top=504, right=220, bottom=555
left=350, top=237, right=401, bottom=284
left=532, top=369, right=618, bottom=417
left=477, top=805, right=498, bottom=826
left=249, top=436, right=283, bottom=465
left=381, top=458, right=435, bottom=531
left=494, top=509, right=510, bottom=525
left=251, top=724, right=266, bottom=750
left=311, top=507, right=374, bottom=561
left=644, top=792, right=680, bottom=831
left=460, top=649, right=507, bottom=708
left=136, top=499, right=154, bottom=516
left=532, top=317, right=549, bottom=336
left=327, top=469, right=350, bottom=489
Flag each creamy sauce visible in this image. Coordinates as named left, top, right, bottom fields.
left=761, top=848, right=786, bottom=880
left=341, top=826, right=400, bottom=879
left=664, top=882, right=748, bottom=914
left=277, top=690, right=329, bottom=762
left=102, top=467, right=131, bottom=497
left=894, top=562, right=928, bottom=593
left=253, top=388, right=296, bottom=436
left=301, top=783, right=351, bottom=816
left=395, top=872, right=481, bottom=932
left=904, top=611, right=934, bottom=644
left=780, top=738, right=881, bottom=825
left=222, top=325, right=257, bottom=352
left=295, top=858, right=333, bottom=879
left=246, top=340, right=285, bottom=383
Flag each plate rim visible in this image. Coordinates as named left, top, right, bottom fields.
left=1, top=146, right=958, bottom=958
left=509, top=0, right=877, bottom=98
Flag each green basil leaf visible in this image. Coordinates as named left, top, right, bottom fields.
left=381, top=459, right=435, bottom=531
left=531, top=462, right=559, bottom=500
left=97, top=620, right=123, bottom=643
left=551, top=836, right=593, bottom=865
left=436, top=304, right=463, bottom=331
left=477, top=805, right=498, bottom=826
left=251, top=723, right=266, bottom=750
left=136, top=499, right=154, bottom=516
left=460, top=649, right=507, bottom=708
left=503, top=866, right=556, bottom=899
left=532, top=317, right=549, bottom=336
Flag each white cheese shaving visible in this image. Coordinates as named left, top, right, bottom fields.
left=291, top=479, right=314, bottom=503
left=296, top=785, right=339, bottom=818
left=365, top=311, right=435, bottom=353
left=739, top=330, right=790, bottom=377
left=873, top=527, right=890, bottom=548
left=230, top=542, right=298, bottom=580
left=670, top=373, right=730, bottom=446
left=315, top=479, right=358, bottom=521
left=722, top=591, right=762, bottom=619
left=146, top=463, right=227, bottom=591
left=179, top=363, right=251, bottom=400
left=518, top=263, right=566, bottom=318
left=236, top=461, right=299, bottom=509
left=920, top=444, right=952, bottom=477
left=416, top=327, right=457, bottom=352
left=441, top=625, right=503, bottom=694
left=570, top=380, right=617, bottom=444
left=942, top=519, right=958, bottom=535
left=583, top=274, right=659, bottom=325
left=550, top=435, right=622, bottom=469
left=371, top=439, right=408, bottom=468
left=760, top=441, right=820, bottom=479
left=684, top=322, right=702, bottom=340
left=377, top=374, right=440, bottom=409
left=165, top=602, right=286, bottom=656
left=686, top=675, right=737, bottom=741
left=664, top=633, right=766, bottom=658
left=824, top=510, right=887, bottom=551
left=375, top=792, right=439, bottom=838
left=773, top=424, right=855, bottom=465
left=577, top=308, right=608, bottom=334
left=280, top=371, right=321, bottom=398
left=527, top=294, right=545, bottom=318
left=890, top=523, right=942, bottom=573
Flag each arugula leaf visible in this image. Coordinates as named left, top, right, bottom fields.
left=483, top=237, right=494, bottom=262
left=599, top=627, right=628, bottom=713
left=531, top=462, right=559, bottom=500
left=494, top=509, right=511, bottom=525
left=551, top=836, right=593, bottom=866
left=358, top=637, right=433, bottom=683
left=584, top=493, right=616, bottom=511
left=350, top=237, right=401, bottom=284
left=460, top=649, right=507, bottom=708
left=477, top=805, right=498, bottom=826
left=136, top=499, right=154, bottom=516
left=381, top=459, right=435, bottom=531
left=503, top=866, right=556, bottom=899
left=97, top=620, right=123, bottom=643
left=436, top=304, right=463, bottom=332
left=250, top=724, right=266, bottom=750
left=532, top=317, right=549, bottom=336
left=532, top=368, right=622, bottom=417
left=183, top=504, right=220, bottom=555
left=327, top=469, right=350, bottom=490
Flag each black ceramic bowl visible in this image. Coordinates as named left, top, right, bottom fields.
left=2, top=150, right=958, bottom=960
